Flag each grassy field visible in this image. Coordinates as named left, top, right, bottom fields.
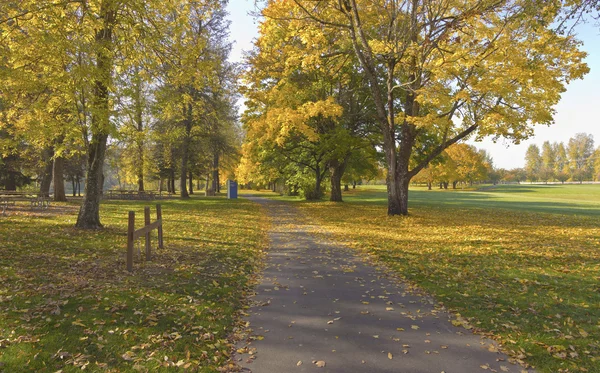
left=0, top=196, right=268, bottom=372
left=287, top=184, right=600, bottom=373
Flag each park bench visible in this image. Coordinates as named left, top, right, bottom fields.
left=103, top=190, right=158, bottom=200
left=0, top=191, right=51, bottom=215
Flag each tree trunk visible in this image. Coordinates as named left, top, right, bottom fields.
left=134, top=71, right=144, bottom=192
left=272, top=181, right=276, bottom=193
left=205, top=174, right=210, bottom=193
left=398, top=176, right=410, bottom=215
left=329, top=162, right=346, bottom=202
left=40, top=147, right=54, bottom=195
left=53, top=156, right=67, bottom=202
left=211, top=151, right=219, bottom=193
left=344, top=184, right=349, bottom=191
left=352, top=181, right=356, bottom=189
left=170, top=170, right=175, bottom=193
left=179, top=103, right=192, bottom=198
left=76, top=134, right=108, bottom=229
left=452, top=181, right=458, bottom=189
left=76, top=3, right=115, bottom=229
left=5, top=172, right=16, bottom=191
left=72, top=179, right=76, bottom=197
left=77, top=178, right=81, bottom=196
left=189, top=171, right=193, bottom=194
left=427, top=182, right=432, bottom=190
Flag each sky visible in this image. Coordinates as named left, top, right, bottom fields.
left=226, top=1, right=600, bottom=170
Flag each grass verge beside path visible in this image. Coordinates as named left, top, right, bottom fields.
left=0, top=196, right=268, bottom=372
left=292, top=186, right=600, bottom=373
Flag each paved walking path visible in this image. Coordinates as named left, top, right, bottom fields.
left=236, top=197, right=533, bottom=373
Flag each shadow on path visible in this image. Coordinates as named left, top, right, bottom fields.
left=236, top=197, right=535, bottom=373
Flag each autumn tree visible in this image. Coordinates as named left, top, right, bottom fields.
left=445, top=144, right=488, bottom=188
left=525, top=144, right=542, bottom=182
left=553, top=142, right=570, bottom=182
left=263, top=0, right=588, bottom=215
left=540, top=141, right=556, bottom=182
left=567, top=132, right=594, bottom=182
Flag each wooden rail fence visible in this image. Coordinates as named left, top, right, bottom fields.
left=127, top=204, right=164, bottom=272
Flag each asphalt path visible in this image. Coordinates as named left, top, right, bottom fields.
left=235, top=197, right=535, bottom=373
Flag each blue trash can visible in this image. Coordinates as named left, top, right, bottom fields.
left=227, top=180, right=238, bottom=199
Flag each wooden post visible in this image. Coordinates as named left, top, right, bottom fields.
left=144, top=206, right=151, bottom=261
left=127, top=211, right=135, bottom=272
left=157, top=204, right=164, bottom=249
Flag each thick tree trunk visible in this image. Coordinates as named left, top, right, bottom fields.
left=76, top=4, right=115, bottom=229
left=427, top=182, right=432, bottom=190
left=53, top=156, right=67, bottom=202
left=189, top=171, right=193, bottom=194
left=329, top=162, right=346, bottom=202
left=76, top=134, right=108, bottom=229
left=40, top=147, right=54, bottom=195
left=398, top=176, right=410, bottom=214
left=137, top=173, right=144, bottom=192
left=344, top=184, right=349, bottom=191
left=5, top=172, right=16, bottom=191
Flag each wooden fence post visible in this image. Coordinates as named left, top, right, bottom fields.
left=157, top=204, right=164, bottom=249
left=144, top=206, right=151, bottom=261
left=127, top=211, right=135, bottom=272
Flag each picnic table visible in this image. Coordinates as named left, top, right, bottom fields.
left=0, top=191, right=51, bottom=215
left=103, top=190, right=175, bottom=200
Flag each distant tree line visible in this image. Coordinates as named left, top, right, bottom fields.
left=521, top=133, right=599, bottom=183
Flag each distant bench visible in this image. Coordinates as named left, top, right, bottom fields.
left=102, top=190, right=175, bottom=201
left=0, top=191, right=50, bottom=215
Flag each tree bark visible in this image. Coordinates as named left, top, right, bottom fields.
left=179, top=103, right=192, bottom=198
left=170, top=169, right=175, bottom=193
left=76, top=134, right=108, bottom=228
left=53, top=156, right=67, bottom=202
left=134, top=71, right=144, bottom=192
left=329, top=161, right=346, bottom=202
left=189, top=171, right=193, bottom=194
left=76, top=2, right=115, bottom=229
left=40, top=147, right=54, bottom=195
left=211, top=151, right=219, bottom=193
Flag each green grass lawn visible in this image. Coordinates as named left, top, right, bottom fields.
left=288, top=184, right=600, bottom=373
left=0, top=196, right=268, bottom=372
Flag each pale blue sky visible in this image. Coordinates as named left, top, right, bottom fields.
left=226, top=1, right=600, bottom=170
